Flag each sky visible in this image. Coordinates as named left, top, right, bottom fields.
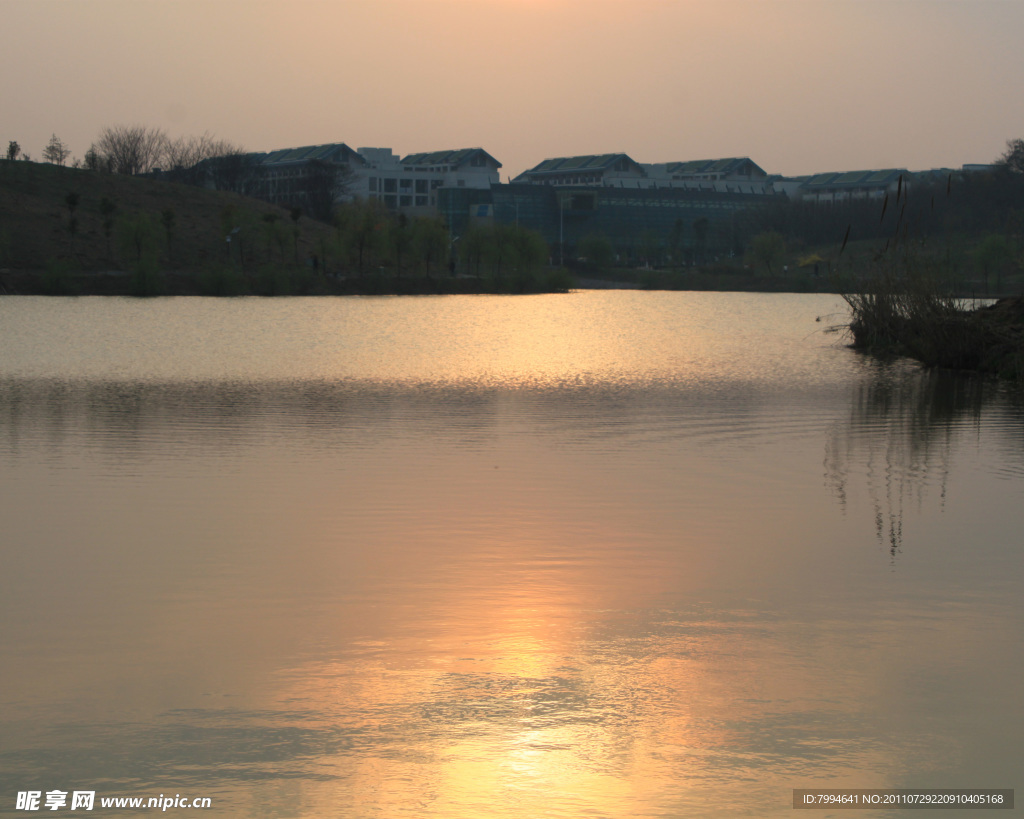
left=3, top=0, right=1024, bottom=180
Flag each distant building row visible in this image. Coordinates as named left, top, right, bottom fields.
left=234, top=141, right=992, bottom=214
left=204, top=142, right=991, bottom=261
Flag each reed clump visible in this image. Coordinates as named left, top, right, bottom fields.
left=844, top=254, right=1024, bottom=378
left=841, top=175, right=1024, bottom=379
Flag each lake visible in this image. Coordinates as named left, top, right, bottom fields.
left=0, top=292, right=1020, bottom=817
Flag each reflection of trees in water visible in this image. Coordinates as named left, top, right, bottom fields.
left=0, top=376, right=757, bottom=454
left=825, top=364, right=1021, bottom=557
left=0, top=377, right=751, bottom=459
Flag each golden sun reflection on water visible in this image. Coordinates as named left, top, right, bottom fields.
left=259, top=511, right=733, bottom=818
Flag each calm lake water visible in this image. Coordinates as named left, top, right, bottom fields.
left=1, top=292, right=1021, bottom=818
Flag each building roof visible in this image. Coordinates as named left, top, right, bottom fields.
left=662, top=158, right=766, bottom=177
left=908, top=168, right=956, bottom=184
left=258, top=143, right=365, bottom=167
left=800, top=169, right=908, bottom=189
left=400, top=148, right=501, bottom=168
left=518, top=153, right=643, bottom=177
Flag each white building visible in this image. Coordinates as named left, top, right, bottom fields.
left=242, top=143, right=501, bottom=218
left=357, top=147, right=501, bottom=215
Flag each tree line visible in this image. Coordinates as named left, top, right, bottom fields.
left=7, top=126, right=245, bottom=177
left=6, top=125, right=347, bottom=221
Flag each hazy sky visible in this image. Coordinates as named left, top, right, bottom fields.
left=4, top=0, right=1023, bottom=179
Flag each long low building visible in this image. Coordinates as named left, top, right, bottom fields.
left=513, top=153, right=774, bottom=194
left=197, top=142, right=502, bottom=220
left=777, top=168, right=910, bottom=204
left=454, top=153, right=783, bottom=262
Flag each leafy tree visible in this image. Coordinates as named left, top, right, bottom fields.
left=749, top=230, right=786, bottom=277
left=43, top=134, right=71, bottom=166
left=974, top=233, right=1014, bottom=293
left=510, top=225, right=547, bottom=271
left=260, top=212, right=287, bottom=262
left=117, top=212, right=162, bottom=295
left=577, top=234, right=614, bottom=271
left=118, top=212, right=157, bottom=265
left=0, top=228, right=11, bottom=271
left=83, top=146, right=106, bottom=172
left=412, top=217, right=449, bottom=277
left=389, top=212, right=413, bottom=276
left=669, top=218, right=687, bottom=266
left=99, top=197, right=117, bottom=260
left=6, top=141, right=19, bottom=161
left=482, top=223, right=514, bottom=277
left=161, top=208, right=176, bottom=265
left=65, top=192, right=80, bottom=254
left=693, top=217, right=709, bottom=265
left=639, top=229, right=661, bottom=267
left=220, top=204, right=247, bottom=272
left=461, top=227, right=487, bottom=278
left=336, top=200, right=388, bottom=275
left=463, top=224, right=547, bottom=284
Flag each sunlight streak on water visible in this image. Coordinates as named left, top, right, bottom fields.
left=0, top=292, right=854, bottom=389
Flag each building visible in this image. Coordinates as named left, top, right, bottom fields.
left=643, top=157, right=772, bottom=193
left=468, top=154, right=782, bottom=262
left=248, top=143, right=367, bottom=216
left=240, top=142, right=501, bottom=219
left=789, top=169, right=910, bottom=204
left=512, top=154, right=647, bottom=187
left=358, top=147, right=501, bottom=215
left=513, top=154, right=772, bottom=193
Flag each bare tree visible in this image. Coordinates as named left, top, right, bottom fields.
left=162, top=133, right=206, bottom=171
left=163, top=132, right=245, bottom=186
left=95, top=125, right=169, bottom=175
left=997, top=138, right=1024, bottom=174
left=42, top=134, right=71, bottom=166
left=162, top=131, right=241, bottom=171
left=208, top=149, right=257, bottom=194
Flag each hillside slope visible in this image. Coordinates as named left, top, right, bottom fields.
left=0, top=159, right=335, bottom=293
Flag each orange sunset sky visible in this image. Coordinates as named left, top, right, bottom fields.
left=4, top=0, right=1023, bottom=180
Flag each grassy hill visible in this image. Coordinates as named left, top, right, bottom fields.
left=0, top=160, right=575, bottom=296
left=0, top=159, right=338, bottom=295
